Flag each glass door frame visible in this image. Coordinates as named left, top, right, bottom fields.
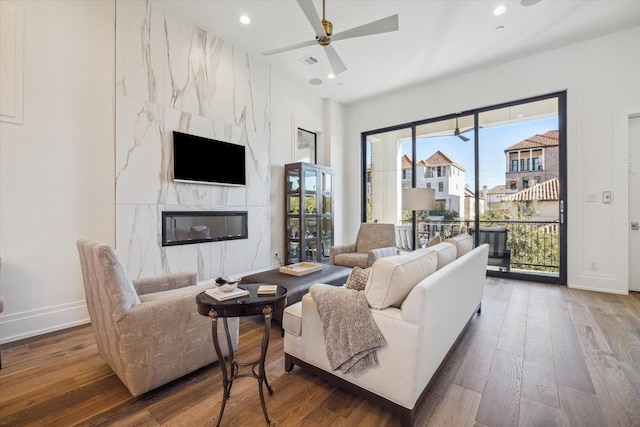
left=361, top=91, right=567, bottom=285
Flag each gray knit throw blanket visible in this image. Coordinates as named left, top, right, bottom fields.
left=310, top=284, right=386, bottom=374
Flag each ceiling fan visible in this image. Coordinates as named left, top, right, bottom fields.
left=262, top=0, right=399, bottom=76
left=452, top=117, right=472, bottom=142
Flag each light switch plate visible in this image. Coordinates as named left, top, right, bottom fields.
left=603, top=191, right=612, bottom=203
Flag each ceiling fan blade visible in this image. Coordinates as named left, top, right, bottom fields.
left=324, top=44, right=347, bottom=75
left=458, top=134, right=470, bottom=142
left=331, top=14, right=399, bottom=42
left=263, top=39, right=318, bottom=56
left=296, top=0, right=327, bottom=37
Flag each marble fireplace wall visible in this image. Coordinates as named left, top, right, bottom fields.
left=115, top=0, right=271, bottom=280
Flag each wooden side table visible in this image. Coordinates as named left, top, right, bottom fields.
left=196, top=284, right=287, bottom=426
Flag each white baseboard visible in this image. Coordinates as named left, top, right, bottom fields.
left=0, top=300, right=90, bottom=344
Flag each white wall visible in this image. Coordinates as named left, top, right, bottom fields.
left=346, top=27, right=640, bottom=294
left=0, top=1, right=330, bottom=344
left=270, top=73, right=330, bottom=262
left=0, top=1, right=115, bottom=342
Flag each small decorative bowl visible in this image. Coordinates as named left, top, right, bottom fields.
left=217, top=282, right=238, bottom=292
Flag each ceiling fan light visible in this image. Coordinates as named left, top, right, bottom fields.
left=326, top=73, right=336, bottom=79
left=493, top=4, right=509, bottom=16
left=239, top=15, right=251, bottom=25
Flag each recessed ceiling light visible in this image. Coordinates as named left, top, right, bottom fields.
left=239, top=15, right=251, bottom=25
left=309, top=78, right=322, bottom=86
left=326, top=73, right=335, bottom=79
left=493, top=4, right=509, bottom=15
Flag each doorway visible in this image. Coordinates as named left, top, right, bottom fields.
left=362, top=92, right=567, bottom=284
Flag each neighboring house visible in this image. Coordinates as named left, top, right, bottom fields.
left=503, top=177, right=560, bottom=224
left=464, top=187, right=485, bottom=221
left=417, top=151, right=467, bottom=218
left=481, top=184, right=517, bottom=211
left=504, top=130, right=559, bottom=191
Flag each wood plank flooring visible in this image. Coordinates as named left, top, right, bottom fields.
left=1, top=278, right=639, bottom=426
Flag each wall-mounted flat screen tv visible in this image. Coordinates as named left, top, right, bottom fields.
left=172, top=131, right=246, bottom=186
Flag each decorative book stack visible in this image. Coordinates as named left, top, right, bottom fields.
left=205, top=287, right=250, bottom=301
left=257, top=285, right=278, bottom=295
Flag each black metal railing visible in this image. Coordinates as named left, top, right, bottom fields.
left=410, top=219, right=560, bottom=273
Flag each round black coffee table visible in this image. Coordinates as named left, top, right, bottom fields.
left=196, top=284, right=287, bottom=426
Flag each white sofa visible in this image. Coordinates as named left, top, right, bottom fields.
left=283, top=234, right=489, bottom=426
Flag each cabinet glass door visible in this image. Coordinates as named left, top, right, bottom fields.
left=287, top=170, right=300, bottom=192
left=305, top=170, right=317, bottom=192
left=322, top=195, right=332, bottom=214
left=288, top=218, right=300, bottom=239
left=287, top=195, right=300, bottom=214
left=322, top=172, right=332, bottom=192
left=304, top=195, right=317, bottom=214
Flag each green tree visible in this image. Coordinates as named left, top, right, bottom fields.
left=479, top=203, right=559, bottom=272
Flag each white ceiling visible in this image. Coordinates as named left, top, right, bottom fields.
left=154, top=0, right=640, bottom=106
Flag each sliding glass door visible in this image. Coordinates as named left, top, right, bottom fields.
left=362, top=93, right=566, bottom=284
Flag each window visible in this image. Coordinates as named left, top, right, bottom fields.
left=523, top=177, right=529, bottom=188
left=510, top=179, right=517, bottom=189
left=296, top=128, right=316, bottom=164
left=534, top=176, right=541, bottom=184
left=426, top=183, right=431, bottom=189
left=402, top=168, right=412, bottom=180
left=532, top=157, right=540, bottom=171
left=438, top=182, right=444, bottom=192
left=511, top=159, right=518, bottom=172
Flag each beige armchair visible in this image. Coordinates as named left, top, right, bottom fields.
left=76, top=239, right=238, bottom=396
left=330, top=223, right=398, bottom=268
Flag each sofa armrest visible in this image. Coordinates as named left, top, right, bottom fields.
left=367, top=246, right=398, bottom=266
left=329, top=243, right=356, bottom=264
left=132, top=272, right=197, bottom=296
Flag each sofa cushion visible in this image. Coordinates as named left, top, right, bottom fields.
left=333, top=252, right=368, bottom=269
left=364, top=250, right=437, bottom=309
left=345, top=267, right=371, bottom=291
left=419, top=242, right=457, bottom=270
left=445, top=234, right=473, bottom=258
left=283, top=301, right=302, bottom=336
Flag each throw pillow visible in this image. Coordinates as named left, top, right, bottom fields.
left=445, top=234, right=474, bottom=258
left=426, top=235, right=441, bottom=247
left=345, top=266, right=371, bottom=291
left=365, top=250, right=437, bottom=309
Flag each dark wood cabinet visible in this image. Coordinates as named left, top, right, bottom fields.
left=284, top=162, right=334, bottom=264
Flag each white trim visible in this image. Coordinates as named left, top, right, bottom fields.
left=0, top=300, right=89, bottom=344
left=0, top=1, right=24, bottom=124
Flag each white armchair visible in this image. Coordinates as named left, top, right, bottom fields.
left=330, top=223, right=398, bottom=268
left=76, top=239, right=238, bottom=396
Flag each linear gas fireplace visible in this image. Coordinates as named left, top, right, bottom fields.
left=162, top=211, right=248, bottom=247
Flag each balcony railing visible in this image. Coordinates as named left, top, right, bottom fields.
left=409, top=219, right=559, bottom=273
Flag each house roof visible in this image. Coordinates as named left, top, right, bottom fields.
left=504, top=177, right=559, bottom=202
left=423, top=151, right=466, bottom=172
left=504, top=130, right=559, bottom=152
left=401, top=154, right=412, bottom=169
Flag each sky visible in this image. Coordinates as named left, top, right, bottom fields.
left=400, top=116, right=559, bottom=190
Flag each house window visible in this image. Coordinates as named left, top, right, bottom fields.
left=402, top=169, right=412, bottom=180
left=438, top=182, right=444, bottom=192
left=426, top=183, right=431, bottom=189
left=532, top=157, right=540, bottom=171
left=534, top=176, right=541, bottom=184
left=523, top=177, right=530, bottom=188
left=510, top=179, right=517, bottom=189
left=511, top=159, right=518, bottom=172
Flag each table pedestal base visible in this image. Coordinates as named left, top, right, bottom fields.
left=209, top=306, right=274, bottom=426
